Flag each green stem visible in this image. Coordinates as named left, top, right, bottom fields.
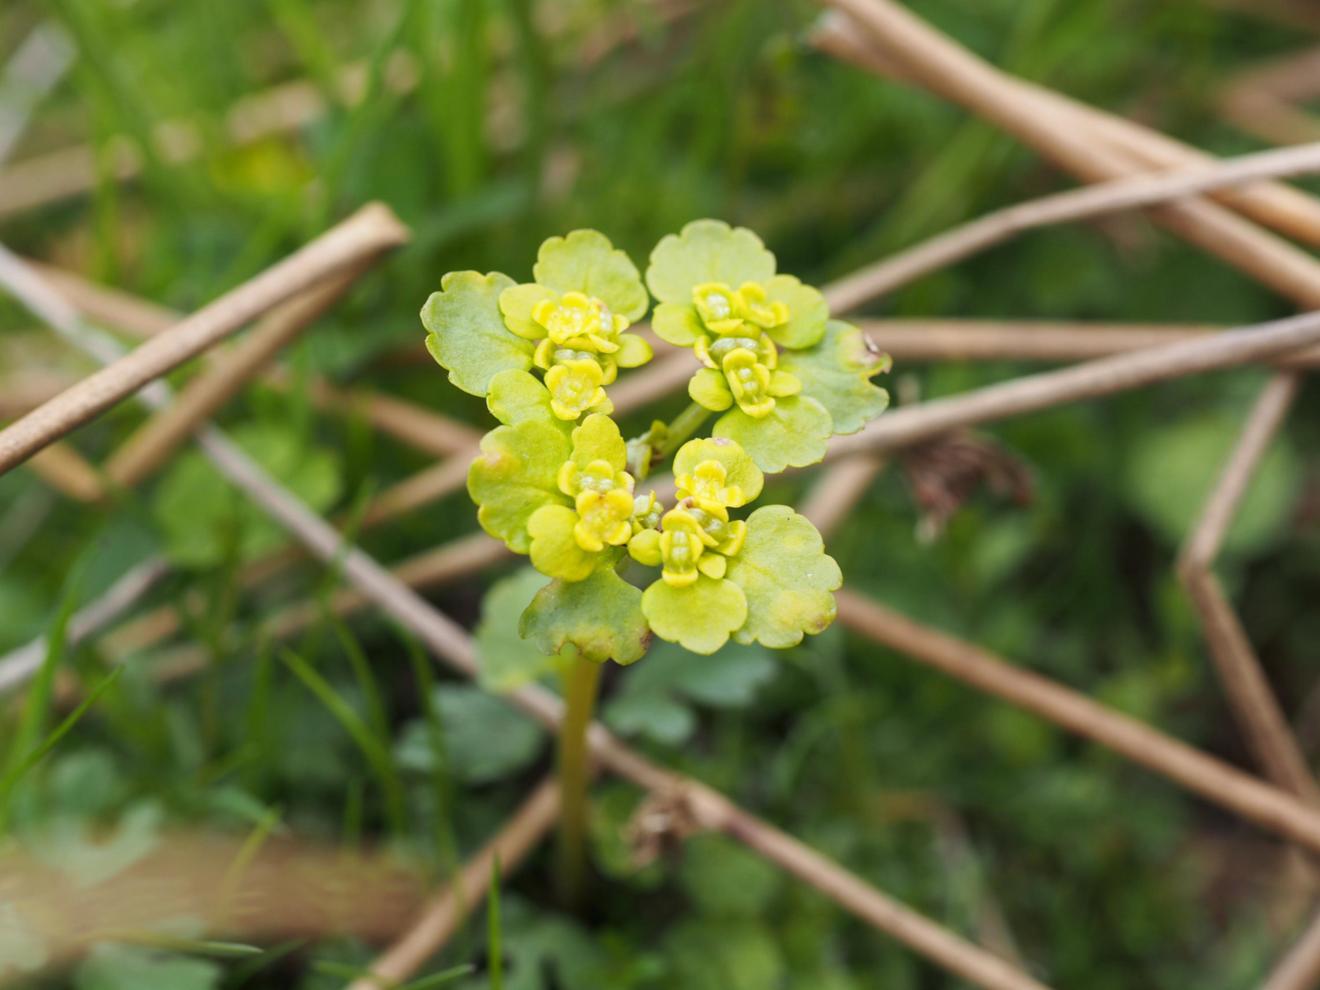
left=556, top=654, right=602, bottom=908
left=654, top=401, right=712, bottom=464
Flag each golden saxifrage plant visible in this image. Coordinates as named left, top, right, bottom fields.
left=422, top=220, right=891, bottom=660
left=422, top=219, right=890, bottom=898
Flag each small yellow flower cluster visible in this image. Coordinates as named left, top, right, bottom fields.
left=688, top=282, right=802, bottom=419
left=530, top=291, right=638, bottom=421
left=557, top=455, right=636, bottom=553
left=629, top=455, right=750, bottom=588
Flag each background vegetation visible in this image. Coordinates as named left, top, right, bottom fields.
left=1, top=0, right=1318, bottom=987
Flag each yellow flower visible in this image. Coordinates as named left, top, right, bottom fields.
left=692, top=281, right=789, bottom=337
left=721, top=349, right=776, bottom=418
left=545, top=358, right=612, bottom=420
left=573, top=488, right=635, bottom=552
left=675, top=458, right=745, bottom=510
left=532, top=290, right=627, bottom=352
left=631, top=490, right=664, bottom=534
left=629, top=508, right=729, bottom=588
left=558, top=457, right=632, bottom=499
left=678, top=500, right=748, bottom=557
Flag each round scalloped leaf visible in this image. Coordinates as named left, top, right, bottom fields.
left=652, top=302, right=706, bottom=346
left=646, top=220, right=777, bottom=305
left=520, top=567, right=651, bottom=664
left=527, top=504, right=601, bottom=582
left=422, top=271, right=533, bottom=396
left=487, top=369, right=569, bottom=431
left=642, top=576, right=748, bottom=656
left=713, top=395, right=832, bottom=474
left=673, top=437, right=764, bottom=505
left=778, top=320, right=891, bottom=435
left=467, top=420, right=571, bottom=553
left=498, top=282, right=557, bottom=340
left=533, top=229, right=649, bottom=321
left=570, top=413, right=627, bottom=472
left=475, top=567, right=567, bottom=691
left=764, top=275, right=829, bottom=350
left=726, top=506, right=841, bottom=649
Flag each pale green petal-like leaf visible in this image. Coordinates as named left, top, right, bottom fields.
left=689, top=367, right=734, bottom=412
left=527, top=504, right=601, bottom=582
left=646, top=219, right=776, bottom=304
left=498, top=282, right=556, bottom=339
left=467, top=421, right=571, bottom=553
left=486, top=369, right=568, bottom=430
left=520, top=567, right=651, bottom=664
left=673, top=437, right=763, bottom=504
left=652, top=302, right=706, bottom=346
left=713, top=395, right=832, bottom=474
left=726, top=505, right=841, bottom=649
left=570, top=413, right=627, bottom=472
left=533, top=229, right=649, bottom=320
left=475, top=566, right=566, bottom=691
left=764, top=274, right=828, bottom=349
left=421, top=271, right=532, bottom=396
left=616, top=333, right=653, bottom=368
left=642, top=576, right=748, bottom=656
left=778, top=320, right=891, bottom=435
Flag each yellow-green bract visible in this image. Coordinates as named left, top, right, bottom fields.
left=421, top=222, right=889, bottom=659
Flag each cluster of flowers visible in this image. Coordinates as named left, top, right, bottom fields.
left=421, top=221, right=889, bottom=657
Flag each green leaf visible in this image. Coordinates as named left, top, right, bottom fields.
left=646, top=219, right=776, bottom=305
left=1124, top=412, right=1301, bottom=556
left=652, top=301, right=705, bottom=346
left=778, top=320, right=890, bottom=435
left=679, top=834, right=782, bottom=916
left=603, top=691, right=696, bottom=745
left=527, top=504, right=602, bottom=582
left=672, top=437, right=764, bottom=506
left=650, top=641, right=778, bottom=707
left=764, top=275, right=828, bottom=350
left=396, top=685, right=544, bottom=784
left=468, top=421, right=571, bottom=553
left=421, top=270, right=533, bottom=396
left=154, top=424, right=341, bottom=568
left=520, top=568, right=650, bottom=665
left=713, top=396, right=832, bottom=474
left=498, top=282, right=556, bottom=339
left=661, top=920, right=784, bottom=990
left=642, top=576, right=747, bottom=655
left=726, top=506, right=841, bottom=648
left=74, top=945, right=221, bottom=990
left=568, top=413, right=627, bottom=473
left=486, top=369, right=569, bottom=431
left=603, top=641, right=777, bottom=745
left=476, top=567, right=564, bottom=691
left=533, top=229, right=649, bottom=321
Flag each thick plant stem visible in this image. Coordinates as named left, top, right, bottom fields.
left=655, top=401, right=711, bottom=462
left=556, top=654, right=602, bottom=908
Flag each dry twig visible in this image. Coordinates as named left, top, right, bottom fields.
left=834, top=591, right=1320, bottom=852
left=0, top=203, right=409, bottom=475
left=827, top=310, right=1320, bottom=460
left=1263, top=906, right=1320, bottom=990
left=823, top=141, right=1320, bottom=310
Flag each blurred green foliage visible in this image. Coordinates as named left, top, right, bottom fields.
left=1, top=0, right=1319, bottom=987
